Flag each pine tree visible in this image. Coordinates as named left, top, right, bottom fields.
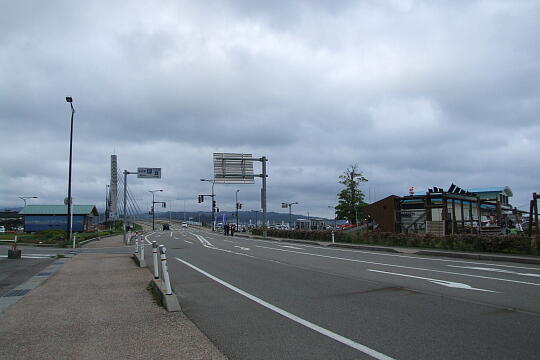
left=335, top=164, right=368, bottom=224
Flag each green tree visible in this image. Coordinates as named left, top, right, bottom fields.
left=335, top=164, right=368, bottom=224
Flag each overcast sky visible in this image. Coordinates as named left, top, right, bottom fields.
left=1, top=0, right=539, bottom=218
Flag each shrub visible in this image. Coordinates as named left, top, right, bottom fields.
left=250, top=228, right=538, bottom=255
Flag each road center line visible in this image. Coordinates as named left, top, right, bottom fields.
left=368, top=269, right=498, bottom=293
left=254, top=245, right=540, bottom=287
left=175, top=257, right=395, bottom=360
left=240, top=237, right=540, bottom=271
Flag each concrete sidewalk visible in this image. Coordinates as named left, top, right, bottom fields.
left=0, top=236, right=226, bottom=360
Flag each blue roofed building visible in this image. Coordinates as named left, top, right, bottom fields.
left=19, top=205, right=99, bottom=232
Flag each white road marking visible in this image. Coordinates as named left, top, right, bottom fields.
left=280, top=245, right=302, bottom=250
left=234, top=246, right=250, bottom=251
left=175, top=257, right=395, bottom=360
left=170, top=232, right=173, bottom=238
left=184, top=240, right=193, bottom=244
left=0, top=255, right=53, bottom=259
left=190, top=233, right=215, bottom=248
left=241, top=237, right=540, bottom=271
left=368, top=269, right=498, bottom=293
left=223, top=240, right=234, bottom=243
left=254, top=245, right=540, bottom=287
left=446, top=265, right=540, bottom=278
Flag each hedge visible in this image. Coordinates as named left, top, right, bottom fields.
left=251, top=229, right=539, bottom=256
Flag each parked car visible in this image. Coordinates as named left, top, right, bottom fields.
left=181, top=222, right=188, bottom=228
left=162, top=224, right=170, bottom=231
left=0, top=226, right=5, bottom=233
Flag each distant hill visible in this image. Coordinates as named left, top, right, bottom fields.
left=150, top=210, right=329, bottom=225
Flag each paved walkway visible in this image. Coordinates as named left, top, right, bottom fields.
left=0, top=235, right=226, bottom=360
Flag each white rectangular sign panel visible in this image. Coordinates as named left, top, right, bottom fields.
left=213, top=153, right=255, bottom=184
left=137, top=167, right=161, bottom=179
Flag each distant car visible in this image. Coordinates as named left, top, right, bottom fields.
left=162, top=224, right=170, bottom=231
left=181, top=222, right=188, bottom=228
left=0, top=226, right=5, bottom=233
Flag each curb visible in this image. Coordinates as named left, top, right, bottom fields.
left=79, top=233, right=122, bottom=247
left=328, top=243, right=400, bottom=253
left=132, top=254, right=147, bottom=267
left=415, top=250, right=540, bottom=265
left=148, top=279, right=181, bottom=312
left=236, top=233, right=540, bottom=265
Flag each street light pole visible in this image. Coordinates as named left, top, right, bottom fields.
left=65, top=97, right=75, bottom=243
left=282, top=202, right=298, bottom=229
left=149, top=189, right=163, bottom=231
left=252, top=210, right=259, bottom=227
left=19, top=196, right=38, bottom=208
left=328, top=205, right=337, bottom=229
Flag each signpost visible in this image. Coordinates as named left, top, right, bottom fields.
left=137, top=168, right=161, bottom=179
left=212, top=153, right=268, bottom=236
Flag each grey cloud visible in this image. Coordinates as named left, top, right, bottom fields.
left=1, top=0, right=539, bottom=219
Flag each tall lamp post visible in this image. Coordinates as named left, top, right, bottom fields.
left=282, top=202, right=298, bottom=229
left=235, top=189, right=240, bottom=229
left=328, top=205, right=337, bottom=229
left=65, top=96, right=75, bottom=242
left=251, top=210, right=260, bottom=227
left=201, top=179, right=216, bottom=231
left=149, top=189, right=163, bottom=230
left=19, top=196, right=38, bottom=208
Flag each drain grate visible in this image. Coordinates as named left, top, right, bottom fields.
left=3, top=289, right=31, bottom=297
left=36, top=272, right=53, bottom=276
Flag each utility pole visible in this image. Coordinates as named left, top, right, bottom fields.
left=261, top=156, right=267, bottom=236
left=200, top=179, right=216, bottom=231
left=235, top=189, right=240, bottom=229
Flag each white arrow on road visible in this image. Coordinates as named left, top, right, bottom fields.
left=446, top=265, right=540, bottom=278
left=234, top=246, right=250, bottom=251
left=368, top=269, right=499, bottom=293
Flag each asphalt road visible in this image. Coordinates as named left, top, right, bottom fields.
left=142, top=227, right=540, bottom=360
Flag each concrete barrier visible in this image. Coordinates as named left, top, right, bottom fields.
left=147, top=245, right=180, bottom=312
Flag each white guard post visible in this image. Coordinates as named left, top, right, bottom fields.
left=139, top=234, right=145, bottom=260
left=332, top=230, right=335, bottom=244
left=134, top=233, right=139, bottom=254
left=159, top=245, right=173, bottom=295
left=152, top=241, right=159, bottom=279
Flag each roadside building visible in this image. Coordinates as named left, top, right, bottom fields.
left=364, top=184, right=521, bottom=236
left=19, top=205, right=99, bottom=232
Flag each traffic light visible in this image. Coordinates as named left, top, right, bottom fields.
left=162, top=202, right=166, bottom=208
left=198, top=195, right=204, bottom=203
left=238, top=203, right=242, bottom=209
left=216, top=207, right=219, bottom=212
left=212, top=200, right=216, bottom=208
